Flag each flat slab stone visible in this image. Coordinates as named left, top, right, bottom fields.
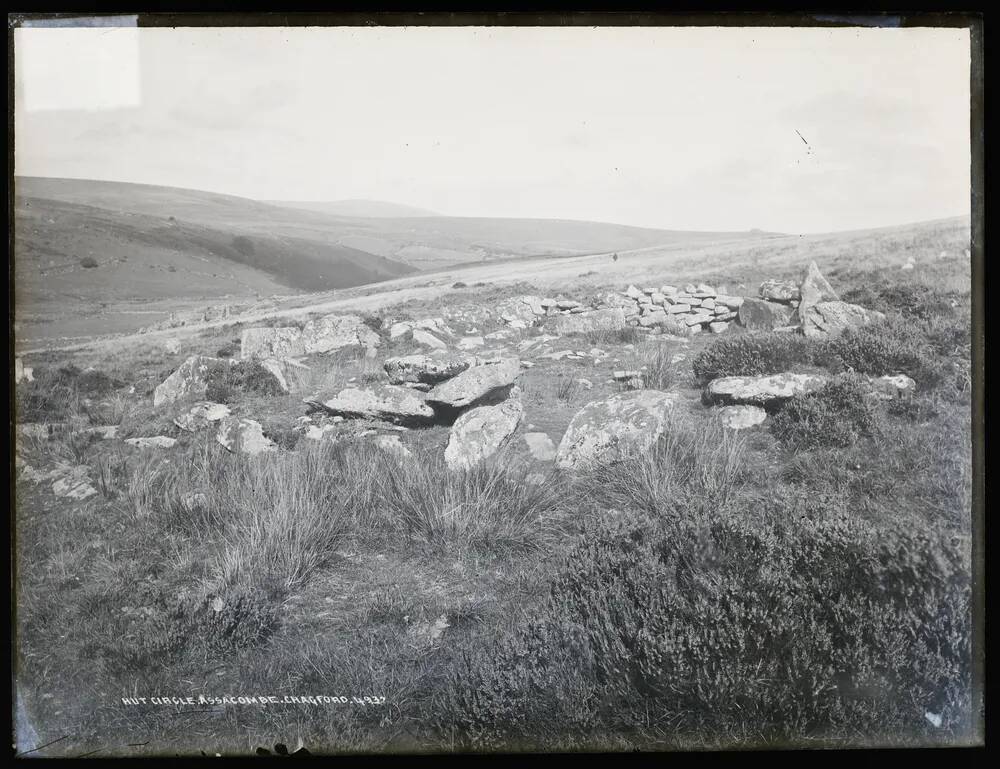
left=305, top=385, right=436, bottom=425
left=703, top=373, right=828, bottom=407
left=425, top=358, right=521, bottom=409
left=383, top=352, right=475, bottom=385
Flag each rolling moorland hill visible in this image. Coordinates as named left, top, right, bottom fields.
left=265, top=199, right=440, bottom=218
left=15, top=177, right=782, bottom=275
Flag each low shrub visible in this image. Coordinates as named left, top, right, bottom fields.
left=80, top=257, right=98, bottom=269
left=204, top=359, right=286, bottom=403
left=15, top=364, right=124, bottom=422
left=769, top=374, right=881, bottom=450
left=439, top=505, right=973, bottom=750
left=840, top=281, right=961, bottom=322
left=576, top=411, right=747, bottom=520
left=692, top=332, right=816, bottom=384
left=452, top=281, right=468, bottom=289
left=215, top=339, right=240, bottom=359
left=197, top=583, right=282, bottom=652
left=820, top=317, right=943, bottom=390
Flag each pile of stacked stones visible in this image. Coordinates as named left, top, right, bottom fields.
left=493, top=285, right=745, bottom=337
left=606, top=283, right=743, bottom=334
left=494, top=295, right=590, bottom=329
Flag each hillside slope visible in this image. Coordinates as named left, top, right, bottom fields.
left=266, top=199, right=440, bottom=218
left=16, top=177, right=781, bottom=273
left=14, top=194, right=417, bottom=299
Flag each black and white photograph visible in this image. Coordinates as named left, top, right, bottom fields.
left=11, top=15, right=983, bottom=756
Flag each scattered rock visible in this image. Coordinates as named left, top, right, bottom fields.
left=163, top=339, right=182, bottom=355
left=383, top=352, right=474, bottom=385
left=870, top=374, right=917, bottom=400
left=703, top=373, right=828, bottom=407
left=15, top=358, right=34, bottom=384
left=256, top=358, right=291, bottom=393
left=444, top=396, right=523, bottom=470
left=523, top=432, right=557, bottom=461
left=52, top=474, right=98, bottom=501
left=715, top=295, right=744, bottom=309
left=737, top=298, right=795, bottom=331
left=300, top=314, right=381, bottom=355
left=708, top=321, right=729, bottom=334
left=389, top=322, right=412, bottom=339
left=125, top=436, right=178, bottom=449
left=759, top=279, right=800, bottom=303
left=497, top=295, right=546, bottom=325
left=426, top=358, right=521, bottom=409
left=216, top=417, right=278, bottom=455
left=374, top=434, right=412, bottom=459
left=84, top=425, right=119, bottom=440
left=304, top=423, right=339, bottom=442
left=181, top=491, right=209, bottom=512
left=410, top=328, right=448, bottom=350
left=457, top=336, right=485, bottom=350
left=153, top=356, right=233, bottom=407
left=173, top=401, right=232, bottom=432
left=555, top=390, right=679, bottom=469
left=717, top=405, right=767, bottom=430
left=240, top=326, right=303, bottom=360
left=800, top=301, right=885, bottom=339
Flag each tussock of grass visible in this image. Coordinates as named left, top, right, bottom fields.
left=378, top=448, right=567, bottom=554
left=578, top=412, right=746, bottom=516
left=629, top=340, right=678, bottom=391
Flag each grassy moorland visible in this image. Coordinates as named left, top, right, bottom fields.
left=13, top=232, right=979, bottom=755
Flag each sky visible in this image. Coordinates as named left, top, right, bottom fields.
left=14, top=24, right=972, bottom=233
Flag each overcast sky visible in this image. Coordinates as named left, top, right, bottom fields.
left=14, top=24, right=971, bottom=233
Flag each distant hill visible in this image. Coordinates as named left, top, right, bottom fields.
left=266, top=199, right=440, bottom=218
left=13, top=184, right=418, bottom=308
left=17, top=177, right=785, bottom=275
